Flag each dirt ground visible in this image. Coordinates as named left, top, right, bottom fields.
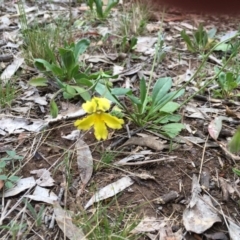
left=1, top=1, right=240, bottom=239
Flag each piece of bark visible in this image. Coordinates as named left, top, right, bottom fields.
left=219, top=177, right=229, bottom=202
left=0, top=54, right=13, bottom=62
left=155, top=191, right=179, bottom=204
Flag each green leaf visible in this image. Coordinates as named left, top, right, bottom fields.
left=0, top=175, right=8, bottom=180
left=127, top=94, right=141, bottom=105
left=160, top=102, right=180, bottom=113
left=73, top=86, right=91, bottom=101
left=5, top=181, right=14, bottom=189
left=207, top=28, right=217, bottom=39
left=59, top=48, right=76, bottom=75
left=161, top=123, right=185, bottom=138
left=95, top=83, right=118, bottom=103
left=8, top=175, right=19, bottom=183
left=152, top=77, right=172, bottom=105
left=181, top=30, right=195, bottom=52
left=6, top=150, right=16, bottom=158
left=95, top=0, right=104, bottom=18
left=65, top=85, right=77, bottom=96
left=111, top=88, right=132, bottom=96
left=74, top=39, right=90, bottom=60
left=50, top=99, right=58, bottom=118
left=214, top=43, right=231, bottom=52
left=233, top=168, right=240, bottom=177
left=29, top=77, right=48, bottom=87
left=140, top=78, right=147, bottom=104
left=228, top=127, right=240, bottom=154
left=0, top=161, right=6, bottom=168
left=34, top=59, right=63, bottom=76
left=104, top=0, right=119, bottom=17
left=156, top=114, right=182, bottom=124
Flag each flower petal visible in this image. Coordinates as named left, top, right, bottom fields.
left=93, top=115, right=108, bottom=140
left=82, top=100, right=97, bottom=113
left=101, top=113, right=124, bottom=129
left=94, top=97, right=110, bottom=112
left=74, top=114, right=95, bottom=130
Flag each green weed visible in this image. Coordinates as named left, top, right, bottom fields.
left=181, top=24, right=217, bottom=54
left=0, top=80, right=16, bottom=108
left=87, top=0, right=119, bottom=19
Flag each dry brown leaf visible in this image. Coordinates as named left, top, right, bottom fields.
left=75, top=139, right=93, bottom=185
left=120, top=136, right=167, bottom=151
left=53, top=201, right=86, bottom=240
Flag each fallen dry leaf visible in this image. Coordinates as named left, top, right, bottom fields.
left=120, top=136, right=167, bottom=151
left=53, top=201, right=86, bottom=240
left=85, top=176, right=134, bottom=209
left=0, top=177, right=36, bottom=198
left=25, top=186, right=58, bottom=204
left=75, top=139, right=93, bottom=186
left=183, top=175, right=221, bottom=234
left=31, top=168, right=55, bottom=187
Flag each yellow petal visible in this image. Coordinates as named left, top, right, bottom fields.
left=101, top=113, right=124, bottom=129
left=82, top=99, right=97, bottom=113
left=74, top=114, right=95, bottom=130
left=94, top=97, right=110, bottom=112
left=93, top=115, right=108, bottom=140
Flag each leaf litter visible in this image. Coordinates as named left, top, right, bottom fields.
left=1, top=0, right=240, bottom=239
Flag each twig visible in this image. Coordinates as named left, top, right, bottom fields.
left=198, top=135, right=208, bottom=182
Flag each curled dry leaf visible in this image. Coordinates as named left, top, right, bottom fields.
left=120, top=136, right=167, bottom=151
left=30, top=168, right=55, bottom=187
left=53, top=201, right=86, bottom=240
left=84, top=176, right=134, bottom=209
left=208, top=116, right=229, bottom=140
left=75, top=139, right=93, bottom=185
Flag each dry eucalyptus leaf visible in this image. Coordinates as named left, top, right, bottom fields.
left=53, top=201, right=86, bottom=240
left=131, top=217, right=166, bottom=234
left=25, top=186, right=58, bottom=204
left=0, top=117, right=46, bottom=135
left=228, top=220, right=240, bottom=240
left=183, top=176, right=221, bottom=234
left=0, top=57, right=24, bottom=84
left=76, top=139, right=93, bottom=185
left=0, top=177, right=36, bottom=198
left=85, top=176, right=134, bottom=209
left=62, top=130, right=81, bottom=141
left=30, top=168, right=55, bottom=187
left=121, top=136, right=167, bottom=151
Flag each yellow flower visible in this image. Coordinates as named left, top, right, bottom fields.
left=74, top=97, right=124, bottom=140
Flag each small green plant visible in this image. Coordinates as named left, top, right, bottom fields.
left=0, top=150, right=23, bottom=189
left=228, top=127, right=240, bottom=154
left=213, top=67, right=240, bottom=98
left=87, top=0, right=119, bottom=19
left=119, top=0, right=149, bottom=36
left=181, top=24, right=217, bottom=53
left=0, top=221, right=27, bottom=240
left=95, top=150, right=118, bottom=170
left=0, top=80, right=16, bottom=108
left=120, top=36, right=138, bottom=52
left=18, top=0, right=70, bottom=66
left=110, top=77, right=185, bottom=138
left=25, top=200, right=45, bottom=227
left=33, top=39, right=92, bottom=115
left=77, top=204, right=141, bottom=239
